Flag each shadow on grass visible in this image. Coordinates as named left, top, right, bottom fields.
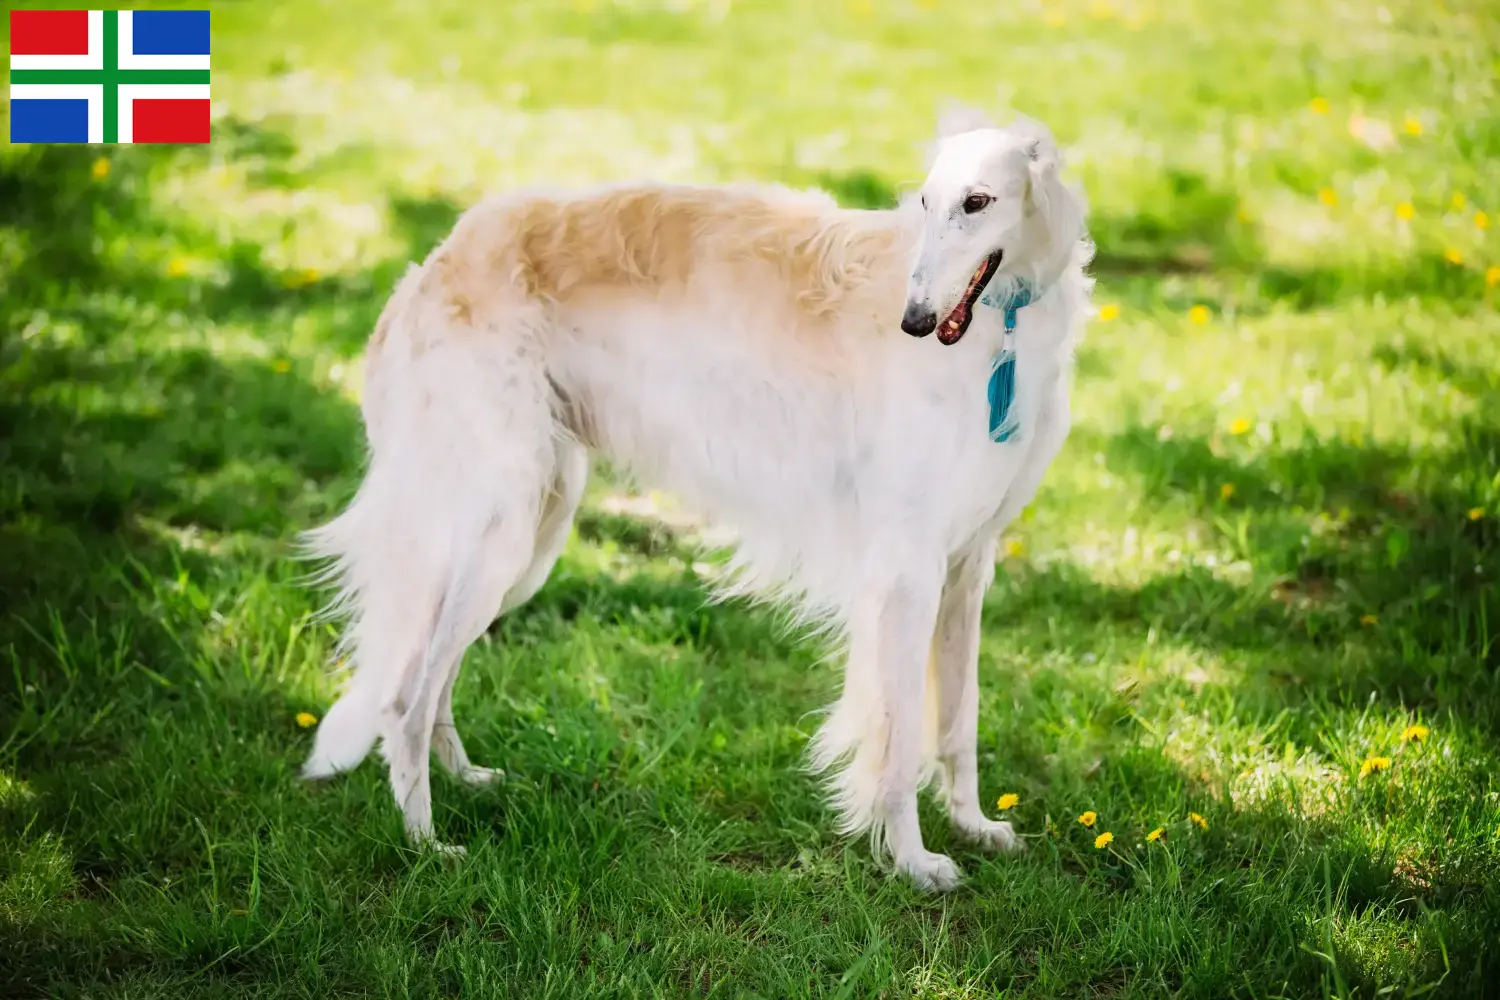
left=1055, top=397, right=1499, bottom=723
left=1089, top=169, right=1261, bottom=276
left=388, top=193, right=464, bottom=260
left=0, top=140, right=377, bottom=782
left=2, top=133, right=1497, bottom=997
left=815, top=168, right=903, bottom=210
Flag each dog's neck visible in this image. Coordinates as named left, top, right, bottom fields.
left=975, top=274, right=1047, bottom=443
left=977, top=273, right=1037, bottom=323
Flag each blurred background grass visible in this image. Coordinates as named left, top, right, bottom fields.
left=3, top=1, right=1500, bottom=997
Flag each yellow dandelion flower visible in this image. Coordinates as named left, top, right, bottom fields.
left=1361, top=614, right=1379, bottom=626
left=1146, top=827, right=1165, bottom=842
left=283, top=267, right=321, bottom=290
left=1078, top=811, right=1097, bottom=827
left=273, top=360, right=292, bottom=374
left=1445, top=248, right=1464, bottom=266
left=1188, top=305, right=1211, bottom=325
left=1228, top=417, right=1252, bottom=436
left=1094, top=831, right=1114, bottom=849
left=1452, top=192, right=1466, bottom=211
left=1468, top=507, right=1484, bottom=521
left=1309, top=97, right=1330, bottom=115
left=1395, top=202, right=1415, bottom=221
left=997, top=793, right=1020, bottom=810
left=166, top=257, right=190, bottom=278
left=1005, top=538, right=1024, bottom=558
left=91, top=157, right=111, bottom=180
left=1487, top=267, right=1500, bottom=287
left=1403, top=116, right=1423, bottom=136
left=1219, top=482, right=1236, bottom=501
left=1476, top=211, right=1490, bottom=231
left=1401, top=724, right=1429, bottom=743
left=1236, top=205, right=1253, bottom=222
left=1359, top=755, right=1392, bottom=777
left=1189, top=812, right=1208, bottom=830
left=1097, top=303, right=1120, bottom=322
left=1318, top=187, right=1338, bottom=207
left=295, top=712, right=318, bottom=728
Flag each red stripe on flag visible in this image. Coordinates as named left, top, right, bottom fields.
left=10, top=10, right=90, bottom=55
left=132, top=100, right=211, bottom=144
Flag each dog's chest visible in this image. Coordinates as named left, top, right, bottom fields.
left=924, top=335, right=1068, bottom=548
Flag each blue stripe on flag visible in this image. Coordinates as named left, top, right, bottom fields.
left=131, top=10, right=210, bottom=55
left=10, top=99, right=91, bottom=143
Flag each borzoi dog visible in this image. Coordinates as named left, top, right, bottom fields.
left=302, top=109, right=1092, bottom=890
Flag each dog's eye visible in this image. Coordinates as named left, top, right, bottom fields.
left=920, top=195, right=927, bottom=210
left=962, top=193, right=993, bottom=215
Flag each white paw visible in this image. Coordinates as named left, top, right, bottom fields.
left=458, top=765, right=505, bottom=787
left=959, top=818, right=1023, bottom=854
left=300, top=755, right=346, bottom=781
left=896, top=851, right=964, bottom=892
left=420, top=840, right=468, bottom=861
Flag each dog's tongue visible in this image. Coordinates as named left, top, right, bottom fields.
left=936, top=255, right=1000, bottom=345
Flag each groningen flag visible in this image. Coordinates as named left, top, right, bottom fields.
left=10, top=9, right=210, bottom=144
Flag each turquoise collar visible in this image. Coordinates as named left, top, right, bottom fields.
left=977, top=279, right=1036, bottom=443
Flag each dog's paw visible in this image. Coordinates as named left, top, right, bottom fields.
left=410, top=833, right=468, bottom=861
left=422, top=841, right=469, bottom=863
left=458, top=765, right=505, bottom=787
left=896, top=851, right=964, bottom=892
left=960, top=818, right=1024, bottom=854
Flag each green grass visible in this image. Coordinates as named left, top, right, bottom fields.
left=4, top=0, right=1500, bottom=996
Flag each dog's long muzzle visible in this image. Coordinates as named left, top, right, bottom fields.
left=934, top=251, right=1003, bottom=345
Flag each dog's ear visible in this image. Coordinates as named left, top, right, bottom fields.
left=1012, top=116, right=1086, bottom=286
left=935, top=101, right=994, bottom=139
left=1010, top=115, right=1061, bottom=182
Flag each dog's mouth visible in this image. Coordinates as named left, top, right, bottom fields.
left=936, top=250, right=1004, bottom=346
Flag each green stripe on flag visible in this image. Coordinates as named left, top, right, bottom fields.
left=7, top=10, right=210, bottom=144
left=8, top=70, right=211, bottom=86
left=103, top=9, right=117, bottom=143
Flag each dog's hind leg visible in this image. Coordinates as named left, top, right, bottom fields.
left=304, top=289, right=558, bottom=849
left=932, top=539, right=1019, bottom=853
left=383, top=508, right=540, bottom=849
left=431, top=439, right=589, bottom=786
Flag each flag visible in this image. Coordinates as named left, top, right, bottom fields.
left=9, top=9, right=210, bottom=144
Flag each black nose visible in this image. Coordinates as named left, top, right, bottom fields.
left=901, top=303, right=937, bottom=337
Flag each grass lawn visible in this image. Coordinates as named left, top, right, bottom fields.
left=4, top=0, right=1500, bottom=995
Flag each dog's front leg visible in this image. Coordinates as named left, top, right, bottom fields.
left=934, top=539, right=1020, bottom=852
left=867, top=565, right=961, bottom=890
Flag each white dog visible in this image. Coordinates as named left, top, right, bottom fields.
left=302, top=108, right=1092, bottom=890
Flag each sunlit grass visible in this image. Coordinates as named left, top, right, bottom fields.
left=3, top=0, right=1500, bottom=996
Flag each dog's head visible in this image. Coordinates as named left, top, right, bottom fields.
left=901, top=109, right=1085, bottom=345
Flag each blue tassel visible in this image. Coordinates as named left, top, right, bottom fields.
left=988, top=355, right=1017, bottom=442
left=983, top=282, right=1033, bottom=443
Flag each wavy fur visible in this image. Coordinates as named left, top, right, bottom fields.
left=301, top=109, right=1093, bottom=890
